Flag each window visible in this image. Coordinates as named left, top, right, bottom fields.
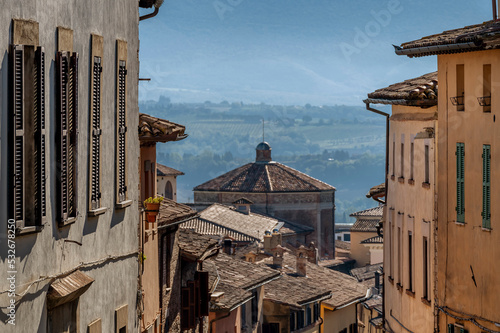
left=252, top=289, right=258, bottom=325
left=290, top=311, right=296, bottom=331
left=241, top=303, right=247, bottom=328
left=398, top=226, right=402, bottom=285
left=424, top=144, right=430, bottom=184
left=263, top=323, right=280, bottom=333
left=297, top=309, right=305, bottom=329
left=89, top=34, right=105, bottom=215
left=423, top=237, right=430, bottom=300
left=482, top=145, right=491, bottom=229
left=408, top=231, right=413, bottom=292
left=410, top=142, right=414, bottom=180
left=400, top=143, right=405, bottom=178
left=116, top=40, right=130, bottom=207
left=388, top=213, right=393, bottom=279
left=313, top=302, right=320, bottom=322
left=448, top=324, right=468, bottom=333
left=88, top=318, right=102, bottom=333
left=9, top=44, right=46, bottom=231
left=456, top=64, right=465, bottom=111
left=456, top=143, right=465, bottom=223
left=165, top=181, right=173, bottom=200
left=482, top=64, right=491, bottom=112
left=115, top=304, right=128, bottom=333
left=349, top=323, right=357, bottom=333
left=56, top=50, right=79, bottom=225
left=392, top=140, right=395, bottom=177
left=344, top=233, right=350, bottom=242
left=306, top=305, right=312, bottom=325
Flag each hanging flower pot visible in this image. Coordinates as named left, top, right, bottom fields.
left=144, top=196, right=163, bottom=223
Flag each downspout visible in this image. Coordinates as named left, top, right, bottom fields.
left=139, top=0, right=164, bottom=21
left=364, top=102, right=390, bottom=330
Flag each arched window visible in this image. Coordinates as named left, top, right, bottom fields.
left=165, top=181, right=173, bottom=200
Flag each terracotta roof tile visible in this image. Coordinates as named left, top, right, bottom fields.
left=365, top=72, right=437, bottom=106
left=350, top=264, right=383, bottom=282
left=350, top=219, right=380, bottom=233
left=264, top=274, right=331, bottom=308
left=360, top=236, right=383, bottom=244
left=194, top=162, right=335, bottom=193
left=335, top=240, right=351, bottom=251
left=397, top=20, right=500, bottom=57
left=157, top=164, right=184, bottom=177
left=366, top=184, right=385, bottom=199
left=350, top=206, right=383, bottom=217
left=158, top=199, right=198, bottom=226
left=209, top=282, right=252, bottom=312
left=139, top=113, right=187, bottom=143
left=178, top=229, right=219, bottom=260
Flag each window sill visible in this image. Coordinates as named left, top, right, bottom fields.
left=88, top=207, right=107, bottom=217
left=16, top=225, right=44, bottom=236
left=408, top=179, right=415, bottom=185
left=405, top=289, right=415, bottom=297
left=59, top=217, right=77, bottom=228
left=422, top=182, right=430, bottom=189
left=396, top=283, right=403, bottom=292
left=388, top=276, right=394, bottom=284
left=390, top=175, right=395, bottom=181
left=421, top=297, right=431, bottom=306
left=455, top=221, right=466, bottom=226
left=482, top=227, right=492, bottom=232
left=116, top=200, right=133, bottom=209
left=398, top=177, right=405, bottom=184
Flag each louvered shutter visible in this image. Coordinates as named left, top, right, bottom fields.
left=90, top=56, right=102, bottom=210
left=456, top=143, right=465, bottom=222
left=57, top=51, right=69, bottom=220
left=11, top=45, right=25, bottom=228
left=35, top=47, right=46, bottom=221
left=69, top=52, right=79, bottom=217
left=117, top=60, right=127, bottom=203
left=482, top=145, right=491, bottom=229
left=196, top=271, right=209, bottom=316
left=188, top=281, right=196, bottom=328
left=181, top=287, right=190, bottom=330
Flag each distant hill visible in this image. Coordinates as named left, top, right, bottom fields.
left=139, top=0, right=490, bottom=105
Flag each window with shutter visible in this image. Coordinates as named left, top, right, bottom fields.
left=181, top=287, right=191, bottom=330
left=456, top=143, right=465, bottom=223
left=89, top=55, right=103, bottom=214
left=482, top=145, right=491, bottom=229
left=10, top=44, right=46, bottom=231
left=196, top=271, right=209, bottom=316
left=57, top=51, right=79, bottom=225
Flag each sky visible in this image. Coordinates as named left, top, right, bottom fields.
left=138, top=0, right=492, bottom=106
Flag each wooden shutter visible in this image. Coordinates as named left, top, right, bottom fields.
left=181, top=287, right=190, bottom=330
left=57, top=51, right=69, bottom=221
left=90, top=56, right=102, bottom=210
left=35, top=47, right=46, bottom=221
left=196, top=271, right=209, bottom=316
left=11, top=45, right=25, bottom=228
left=456, top=143, right=465, bottom=222
left=482, top=145, right=491, bottom=229
left=117, top=60, right=127, bottom=203
left=69, top=52, right=79, bottom=217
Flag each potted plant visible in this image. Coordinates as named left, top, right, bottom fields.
left=144, top=196, right=163, bottom=222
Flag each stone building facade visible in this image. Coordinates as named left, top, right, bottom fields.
left=194, top=142, right=336, bottom=257
left=0, top=1, right=146, bottom=332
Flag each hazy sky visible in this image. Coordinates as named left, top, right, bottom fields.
left=138, top=0, right=492, bottom=106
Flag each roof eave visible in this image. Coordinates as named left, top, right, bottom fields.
left=363, top=98, right=437, bottom=107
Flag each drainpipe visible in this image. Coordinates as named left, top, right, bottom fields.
left=140, top=0, right=164, bottom=21
left=364, top=102, right=390, bottom=330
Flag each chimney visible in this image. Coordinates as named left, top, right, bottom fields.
left=272, top=245, right=286, bottom=268
left=296, top=246, right=308, bottom=277
left=306, top=242, right=319, bottom=264
left=270, top=230, right=282, bottom=249
left=244, top=251, right=257, bottom=263
left=263, top=231, right=272, bottom=252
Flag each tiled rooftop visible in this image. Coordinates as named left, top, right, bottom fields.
left=259, top=253, right=367, bottom=309
left=366, top=183, right=385, bottom=199
left=350, top=263, right=383, bottom=282
left=209, top=281, right=253, bottom=313
left=177, top=229, right=219, bottom=260
left=194, top=162, right=335, bottom=193
left=180, top=204, right=313, bottom=242
left=365, top=72, right=437, bottom=106
left=264, top=274, right=331, bottom=308
left=350, top=219, right=380, bottom=233
left=335, top=240, right=351, bottom=251
left=208, top=253, right=280, bottom=291
left=158, top=199, right=198, bottom=226
left=350, top=206, right=383, bottom=217
left=396, top=20, right=500, bottom=57
left=360, top=236, right=383, bottom=244
left=139, top=113, right=187, bottom=143
left=157, top=163, right=184, bottom=177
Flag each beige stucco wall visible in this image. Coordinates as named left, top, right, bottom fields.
left=350, top=230, right=379, bottom=267
left=0, top=1, right=140, bottom=332
left=436, top=50, right=500, bottom=333
left=321, top=304, right=356, bottom=333
left=209, top=307, right=242, bottom=333
left=157, top=175, right=178, bottom=201
left=384, top=104, right=437, bottom=333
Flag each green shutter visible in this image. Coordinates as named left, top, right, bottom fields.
left=482, top=145, right=491, bottom=229
left=456, top=143, right=465, bottom=223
